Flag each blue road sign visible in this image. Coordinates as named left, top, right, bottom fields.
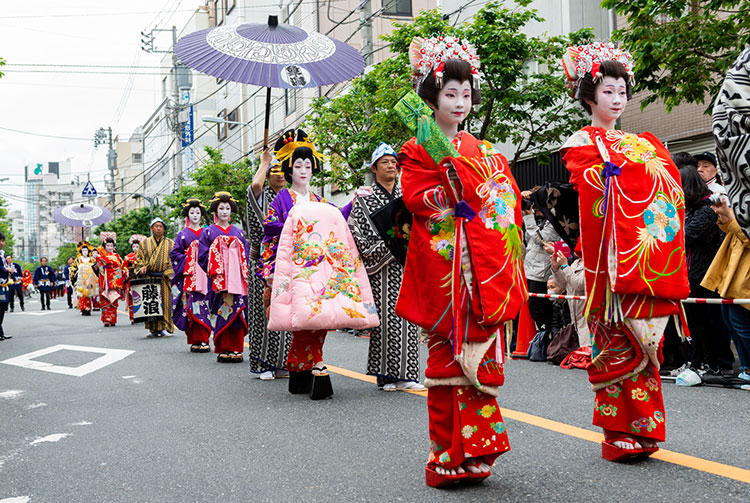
left=82, top=181, right=97, bottom=198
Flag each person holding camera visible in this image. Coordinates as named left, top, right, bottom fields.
left=521, top=188, right=561, bottom=333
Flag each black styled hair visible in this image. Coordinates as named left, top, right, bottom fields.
left=274, top=128, right=322, bottom=184
left=417, top=59, right=481, bottom=109
left=181, top=198, right=207, bottom=218
left=208, top=192, right=238, bottom=214
left=577, top=60, right=633, bottom=114
left=104, top=237, right=116, bottom=246
left=679, top=166, right=712, bottom=211
left=672, top=152, right=698, bottom=170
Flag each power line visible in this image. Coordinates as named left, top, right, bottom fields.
left=0, top=126, right=91, bottom=141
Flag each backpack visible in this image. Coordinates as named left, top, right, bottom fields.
left=527, top=329, right=550, bottom=362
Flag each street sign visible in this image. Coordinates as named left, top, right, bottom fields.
left=82, top=181, right=97, bottom=198
left=181, top=103, right=194, bottom=147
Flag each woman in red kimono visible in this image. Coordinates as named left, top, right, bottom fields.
left=22, top=270, right=32, bottom=296
left=121, top=235, right=146, bottom=323
left=559, top=43, right=689, bottom=461
left=96, top=236, right=123, bottom=327
left=397, top=36, right=527, bottom=488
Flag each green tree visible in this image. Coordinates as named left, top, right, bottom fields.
left=0, top=56, right=5, bottom=78
left=602, top=0, right=750, bottom=112
left=0, top=196, right=15, bottom=255
left=51, top=242, right=78, bottom=269
left=304, top=3, right=592, bottom=190
left=164, top=146, right=255, bottom=231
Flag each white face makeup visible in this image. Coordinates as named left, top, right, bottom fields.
left=132, top=242, right=139, bottom=254
left=431, top=79, right=472, bottom=130
left=81, top=248, right=89, bottom=257
left=588, top=76, right=628, bottom=128
left=291, top=158, right=313, bottom=191
left=105, top=242, right=115, bottom=253
left=216, top=202, right=232, bottom=224
left=188, top=206, right=203, bottom=225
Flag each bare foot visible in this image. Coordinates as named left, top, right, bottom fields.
left=435, top=466, right=465, bottom=476
left=462, top=457, right=491, bottom=474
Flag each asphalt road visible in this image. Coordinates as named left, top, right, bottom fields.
left=0, top=296, right=748, bottom=503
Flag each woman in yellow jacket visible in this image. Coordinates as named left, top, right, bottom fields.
left=701, top=200, right=750, bottom=382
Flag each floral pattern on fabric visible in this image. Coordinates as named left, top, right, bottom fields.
left=424, top=186, right=456, bottom=262
left=478, top=178, right=516, bottom=231
left=427, top=385, right=510, bottom=468
left=642, top=194, right=680, bottom=243
left=207, top=235, right=248, bottom=293
left=290, top=216, right=366, bottom=319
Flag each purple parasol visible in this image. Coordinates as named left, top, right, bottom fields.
left=52, top=203, right=113, bottom=228
left=175, top=15, right=366, bottom=146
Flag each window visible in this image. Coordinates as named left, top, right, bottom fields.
left=382, top=0, right=411, bottom=17
left=226, top=107, right=239, bottom=129
left=216, top=0, right=225, bottom=26
left=226, top=0, right=235, bottom=15
left=132, top=153, right=142, bottom=163
left=217, top=109, right=228, bottom=141
left=285, top=89, right=297, bottom=116
left=286, top=2, right=295, bottom=25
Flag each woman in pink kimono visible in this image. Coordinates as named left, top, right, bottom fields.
left=260, top=129, right=377, bottom=399
left=198, top=192, right=249, bottom=363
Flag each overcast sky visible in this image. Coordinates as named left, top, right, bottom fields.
left=0, top=0, right=201, bottom=212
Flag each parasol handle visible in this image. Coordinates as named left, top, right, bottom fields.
left=263, top=86, right=271, bottom=149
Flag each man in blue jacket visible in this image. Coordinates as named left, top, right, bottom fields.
left=33, top=257, right=56, bottom=311
left=5, top=255, right=24, bottom=312
left=63, top=256, right=74, bottom=309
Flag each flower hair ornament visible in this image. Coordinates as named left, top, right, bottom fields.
left=409, top=34, right=481, bottom=90
left=562, top=41, right=635, bottom=98
left=129, top=234, right=147, bottom=245
left=273, top=129, right=327, bottom=166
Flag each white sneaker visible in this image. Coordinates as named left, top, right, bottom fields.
left=738, top=371, right=750, bottom=382
left=160, top=330, right=172, bottom=337
left=395, top=380, right=425, bottom=391
left=382, top=383, right=397, bottom=391
left=259, top=370, right=275, bottom=381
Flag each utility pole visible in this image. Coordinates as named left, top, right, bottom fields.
left=360, top=0, right=373, bottom=66
left=141, top=26, right=190, bottom=191
left=94, top=126, right=117, bottom=209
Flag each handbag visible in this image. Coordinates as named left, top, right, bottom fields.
left=546, top=323, right=579, bottom=365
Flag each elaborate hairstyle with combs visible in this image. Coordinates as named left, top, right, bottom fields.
left=273, top=128, right=324, bottom=184
left=181, top=197, right=207, bottom=217
left=208, top=191, right=238, bottom=214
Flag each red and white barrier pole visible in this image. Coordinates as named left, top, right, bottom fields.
left=527, top=292, right=750, bottom=305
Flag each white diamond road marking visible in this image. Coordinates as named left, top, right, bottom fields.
left=0, top=344, right=135, bottom=377
left=17, top=310, right=64, bottom=316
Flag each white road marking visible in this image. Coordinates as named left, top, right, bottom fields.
left=0, top=390, right=24, bottom=399
left=0, top=496, right=32, bottom=503
left=1, top=345, right=134, bottom=377
left=29, top=433, right=71, bottom=445
left=18, top=310, right=64, bottom=316
left=121, top=375, right=136, bottom=379
left=71, top=421, right=92, bottom=426
left=26, top=403, right=47, bottom=409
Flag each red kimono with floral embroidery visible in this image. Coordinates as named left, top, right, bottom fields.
left=121, top=252, right=137, bottom=322
left=562, top=126, right=689, bottom=441
left=398, top=131, right=526, bottom=470
left=96, top=250, right=123, bottom=325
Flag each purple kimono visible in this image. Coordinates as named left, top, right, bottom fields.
left=198, top=224, right=250, bottom=348
left=170, top=227, right=211, bottom=334
left=259, top=188, right=353, bottom=282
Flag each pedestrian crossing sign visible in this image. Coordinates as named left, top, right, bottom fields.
left=82, top=181, right=97, bottom=198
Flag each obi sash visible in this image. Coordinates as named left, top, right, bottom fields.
left=208, top=235, right=248, bottom=296
left=184, top=240, right=208, bottom=294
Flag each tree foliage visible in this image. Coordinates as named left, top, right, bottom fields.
left=0, top=196, right=15, bottom=256
left=0, top=57, right=5, bottom=79
left=304, top=2, right=592, bottom=189
left=164, top=146, right=255, bottom=231
left=602, top=0, right=750, bottom=112
left=51, top=242, right=78, bottom=269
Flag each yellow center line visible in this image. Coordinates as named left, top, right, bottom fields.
left=326, top=364, right=750, bottom=485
